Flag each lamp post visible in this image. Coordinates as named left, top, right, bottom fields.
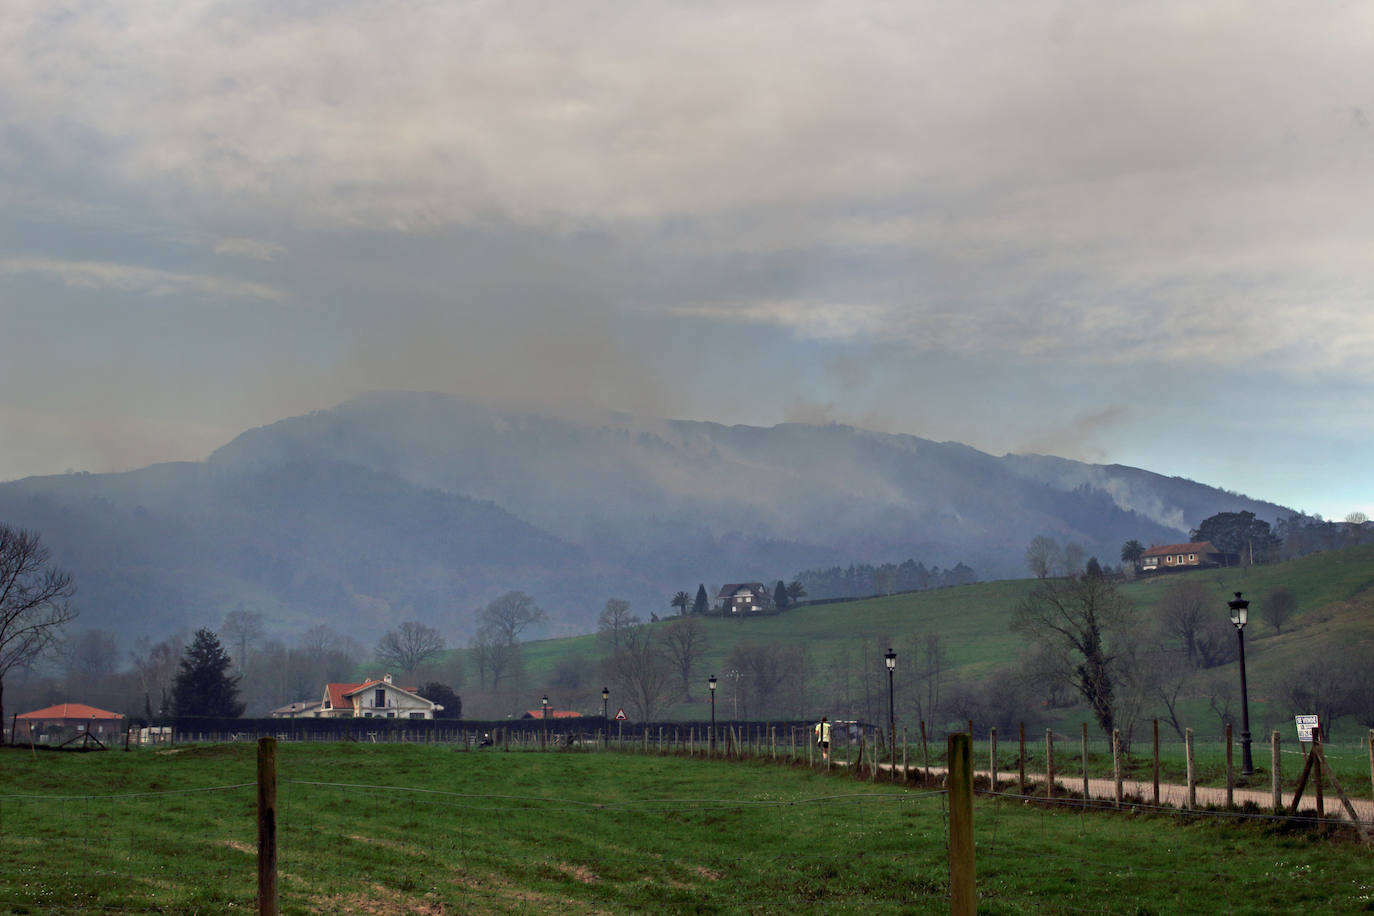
left=708, top=675, right=718, bottom=755
left=602, top=687, right=609, bottom=749
left=541, top=694, right=549, bottom=751
left=1228, top=592, right=1254, bottom=777
left=885, top=648, right=897, bottom=766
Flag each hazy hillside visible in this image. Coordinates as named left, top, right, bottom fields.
left=0, top=391, right=1293, bottom=648
left=210, top=391, right=1287, bottom=578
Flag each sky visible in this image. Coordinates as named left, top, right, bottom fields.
left=2, top=1, right=1371, bottom=521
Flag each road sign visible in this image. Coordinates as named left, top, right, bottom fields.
left=615, top=708, right=627, bottom=721
left=1295, top=714, right=1319, bottom=742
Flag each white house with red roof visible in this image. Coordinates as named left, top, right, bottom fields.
left=315, top=674, right=442, bottom=719
left=15, top=703, right=124, bottom=743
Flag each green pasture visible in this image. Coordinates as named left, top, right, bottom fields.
left=0, top=742, right=1369, bottom=914
left=492, top=544, right=1374, bottom=734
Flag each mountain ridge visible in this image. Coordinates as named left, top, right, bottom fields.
left=0, top=391, right=1291, bottom=647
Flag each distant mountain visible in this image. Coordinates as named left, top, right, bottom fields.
left=0, top=391, right=1290, bottom=647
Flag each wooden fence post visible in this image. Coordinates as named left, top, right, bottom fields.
left=1152, top=720, right=1160, bottom=807
left=1185, top=728, right=1196, bottom=810
left=1112, top=728, right=1122, bottom=808
left=947, top=733, right=976, bottom=916
left=1272, top=730, right=1282, bottom=813
left=1018, top=722, right=1026, bottom=796
left=1080, top=723, right=1089, bottom=805
left=921, top=720, right=930, bottom=780
left=1368, top=729, right=1373, bottom=809
left=1045, top=729, right=1055, bottom=799
left=989, top=727, right=998, bottom=792
left=1225, top=723, right=1234, bottom=808
left=1314, top=730, right=1324, bottom=821
left=257, top=737, right=278, bottom=916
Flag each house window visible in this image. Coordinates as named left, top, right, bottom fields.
left=375, top=688, right=386, bottom=708
left=1188, top=554, right=1196, bottom=562
left=409, top=713, right=425, bottom=719
left=387, top=712, right=395, bottom=719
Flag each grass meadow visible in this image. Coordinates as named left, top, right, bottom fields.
left=1, top=742, right=1370, bottom=914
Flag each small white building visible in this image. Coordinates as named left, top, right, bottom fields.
left=316, top=674, right=443, bottom=720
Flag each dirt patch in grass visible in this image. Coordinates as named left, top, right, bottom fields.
left=307, top=888, right=450, bottom=915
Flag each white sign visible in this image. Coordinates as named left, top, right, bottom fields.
left=1294, top=715, right=1319, bottom=742
left=615, top=708, right=628, bottom=721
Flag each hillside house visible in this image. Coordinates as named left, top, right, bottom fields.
left=15, top=703, right=124, bottom=744
left=717, top=582, right=770, bottom=614
left=315, top=674, right=443, bottom=719
left=1140, top=541, right=1232, bottom=572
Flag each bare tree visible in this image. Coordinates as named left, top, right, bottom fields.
left=129, top=634, right=184, bottom=718
left=1025, top=535, right=1060, bottom=579
left=596, top=598, right=640, bottom=653
left=1261, top=587, right=1296, bottom=635
left=1191, top=613, right=1239, bottom=669
left=1154, top=581, right=1211, bottom=664
left=221, top=608, right=266, bottom=674
left=375, top=621, right=446, bottom=675
left=660, top=614, right=709, bottom=700
left=602, top=623, right=671, bottom=721
left=479, top=591, right=547, bottom=646
left=1060, top=542, right=1086, bottom=578
left=0, top=526, right=77, bottom=740
left=1011, top=573, right=1132, bottom=737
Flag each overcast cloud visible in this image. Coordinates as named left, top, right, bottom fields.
left=2, top=1, right=1371, bottom=519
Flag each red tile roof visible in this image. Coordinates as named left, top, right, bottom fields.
left=18, top=703, right=122, bottom=720
left=523, top=709, right=584, bottom=719
left=1142, top=541, right=1217, bottom=557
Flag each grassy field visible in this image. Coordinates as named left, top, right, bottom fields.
left=493, top=544, right=1374, bottom=738
left=1, top=742, right=1370, bottom=914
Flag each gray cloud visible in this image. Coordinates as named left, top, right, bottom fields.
left=1, top=1, right=1372, bottom=517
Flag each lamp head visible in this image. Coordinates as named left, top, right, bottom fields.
left=602, top=687, right=609, bottom=701
left=1227, top=591, right=1249, bottom=629
left=885, top=648, right=896, bottom=671
left=708, top=674, right=717, bottom=693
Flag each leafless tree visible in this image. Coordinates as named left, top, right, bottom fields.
left=479, top=591, right=547, bottom=646
left=602, top=622, right=671, bottom=721
left=596, top=598, right=640, bottom=653
left=1261, top=587, right=1296, bottom=635
left=1154, top=581, right=1211, bottom=664
left=1060, top=542, right=1086, bottom=577
left=1025, top=535, right=1060, bottom=579
left=1191, top=613, right=1239, bottom=669
left=221, top=608, right=266, bottom=674
left=128, top=634, right=184, bottom=718
left=0, top=526, right=77, bottom=740
left=660, top=614, right=709, bottom=700
left=375, top=621, right=446, bottom=675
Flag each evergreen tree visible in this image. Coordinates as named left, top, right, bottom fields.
left=692, top=584, right=710, bottom=616
left=170, top=628, right=245, bottom=717
left=773, top=580, right=790, bottom=611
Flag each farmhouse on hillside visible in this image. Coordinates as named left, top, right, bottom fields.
left=1139, top=541, right=1235, bottom=573
left=717, top=582, right=770, bottom=614
left=315, top=674, right=443, bottom=719
left=14, top=703, right=124, bottom=744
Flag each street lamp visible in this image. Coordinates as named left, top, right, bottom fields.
left=602, top=687, right=609, bottom=749
left=1228, top=592, right=1254, bottom=777
left=885, top=648, right=897, bottom=769
left=541, top=694, right=549, bottom=750
left=708, top=675, right=718, bottom=755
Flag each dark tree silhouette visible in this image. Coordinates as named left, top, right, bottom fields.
left=171, top=629, right=245, bottom=717
left=0, top=525, right=77, bottom=741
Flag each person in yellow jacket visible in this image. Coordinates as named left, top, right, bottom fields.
left=814, top=716, right=831, bottom=762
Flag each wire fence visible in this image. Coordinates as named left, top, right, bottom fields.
left=0, top=731, right=1369, bottom=914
